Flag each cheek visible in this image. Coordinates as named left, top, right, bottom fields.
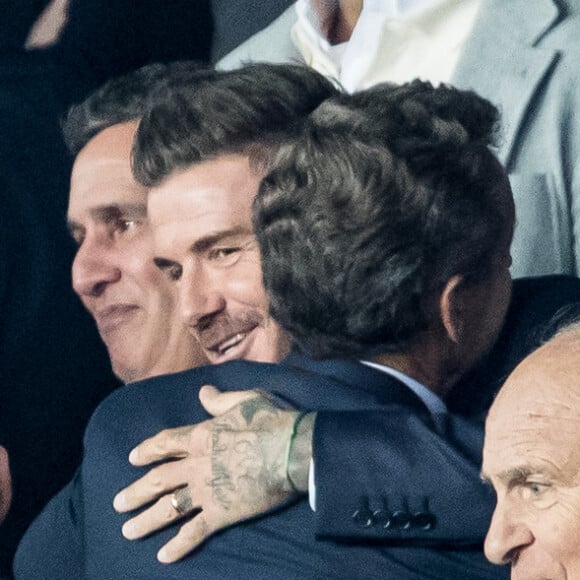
left=538, top=499, right=580, bottom=567
left=228, top=257, right=269, bottom=309
left=125, top=237, right=168, bottom=287
left=125, top=250, right=178, bottom=315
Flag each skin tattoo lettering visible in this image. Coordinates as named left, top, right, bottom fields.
left=208, top=400, right=287, bottom=511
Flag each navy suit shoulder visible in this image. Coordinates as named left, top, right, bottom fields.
left=19, top=276, right=577, bottom=579
left=312, top=275, right=580, bottom=547
left=16, top=358, right=505, bottom=579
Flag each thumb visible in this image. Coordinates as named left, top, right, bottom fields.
left=199, top=385, right=259, bottom=416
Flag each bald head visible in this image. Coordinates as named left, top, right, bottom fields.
left=482, top=324, right=580, bottom=578
left=491, top=326, right=580, bottom=417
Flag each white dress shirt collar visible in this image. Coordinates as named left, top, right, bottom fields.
left=361, top=360, right=447, bottom=416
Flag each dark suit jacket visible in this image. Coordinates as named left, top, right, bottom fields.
left=14, top=277, right=580, bottom=579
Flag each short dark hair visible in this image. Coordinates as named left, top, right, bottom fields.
left=131, top=63, right=340, bottom=187
left=61, top=61, right=216, bottom=155
left=254, top=80, right=507, bottom=359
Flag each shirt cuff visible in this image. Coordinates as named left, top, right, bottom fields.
left=308, top=459, right=316, bottom=511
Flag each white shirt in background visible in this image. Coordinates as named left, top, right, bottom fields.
left=292, top=0, right=482, bottom=92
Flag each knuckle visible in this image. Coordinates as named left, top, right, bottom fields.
left=147, top=466, right=168, bottom=493
left=153, top=430, right=171, bottom=451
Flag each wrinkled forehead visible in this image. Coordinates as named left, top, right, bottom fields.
left=484, top=336, right=580, bottom=477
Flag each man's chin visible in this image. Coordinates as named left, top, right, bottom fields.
left=109, top=353, right=145, bottom=384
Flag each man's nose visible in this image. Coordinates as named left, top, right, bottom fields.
left=178, top=265, right=226, bottom=328
left=484, top=496, right=534, bottom=566
left=72, top=236, right=121, bottom=298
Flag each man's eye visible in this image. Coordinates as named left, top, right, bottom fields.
left=527, top=482, right=544, bottom=494
left=520, top=481, right=554, bottom=506
left=116, top=219, right=140, bottom=233
left=208, top=247, right=241, bottom=261
left=168, top=264, right=182, bottom=281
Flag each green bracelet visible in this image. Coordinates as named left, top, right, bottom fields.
left=284, top=411, right=309, bottom=493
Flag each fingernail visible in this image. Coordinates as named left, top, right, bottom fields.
left=122, top=521, right=136, bottom=539
left=128, top=448, right=139, bottom=464
left=113, top=492, right=125, bottom=511
left=157, top=547, right=170, bottom=563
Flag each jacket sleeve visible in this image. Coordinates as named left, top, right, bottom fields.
left=13, top=467, right=86, bottom=579
left=312, top=408, right=494, bottom=544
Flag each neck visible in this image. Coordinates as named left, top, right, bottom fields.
left=312, top=0, right=363, bottom=44
left=372, top=334, right=466, bottom=399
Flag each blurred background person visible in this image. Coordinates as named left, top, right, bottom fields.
left=219, top=0, right=580, bottom=279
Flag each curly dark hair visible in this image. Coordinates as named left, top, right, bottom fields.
left=131, top=63, right=340, bottom=187
left=254, top=80, right=509, bottom=359
left=61, top=61, right=216, bottom=155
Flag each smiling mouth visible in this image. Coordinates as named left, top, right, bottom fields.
left=194, top=312, right=266, bottom=362
left=199, top=326, right=259, bottom=363
left=216, top=333, right=247, bottom=355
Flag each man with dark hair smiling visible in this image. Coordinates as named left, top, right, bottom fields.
left=15, top=63, right=339, bottom=579
left=15, top=74, right=580, bottom=579
left=62, top=61, right=214, bottom=383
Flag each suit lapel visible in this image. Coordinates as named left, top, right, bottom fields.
left=452, top=0, right=560, bottom=167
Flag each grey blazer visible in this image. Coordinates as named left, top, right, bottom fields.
left=218, top=0, right=580, bottom=277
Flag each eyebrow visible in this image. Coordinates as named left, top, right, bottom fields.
left=481, top=465, right=547, bottom=487
left=152, top=227, right=254, bottom=271
left=67, top=203, right=147, bottom=234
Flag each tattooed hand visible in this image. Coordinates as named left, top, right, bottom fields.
left=113, top=386, right=314, bottom=564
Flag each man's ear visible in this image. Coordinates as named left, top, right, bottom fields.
left=439, top=274, right=466, bottom=344
left=0, top=445, right=12, bottom=524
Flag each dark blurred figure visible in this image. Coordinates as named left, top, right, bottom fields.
left=0, top=1, right=52, bottom=53
left=0, top=65, right=119, bottom=578
left=52, top=0, right=213, bottom=107
left=0, top=4, right=214, bottom=571
left=0, top=0, right=210, bottom=573
left=4, top=0, right=214, bottom=114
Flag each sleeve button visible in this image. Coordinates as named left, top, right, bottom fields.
left=412, top=512, right=436, bottom=530
left=390, top=510, right=412, bottom=529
